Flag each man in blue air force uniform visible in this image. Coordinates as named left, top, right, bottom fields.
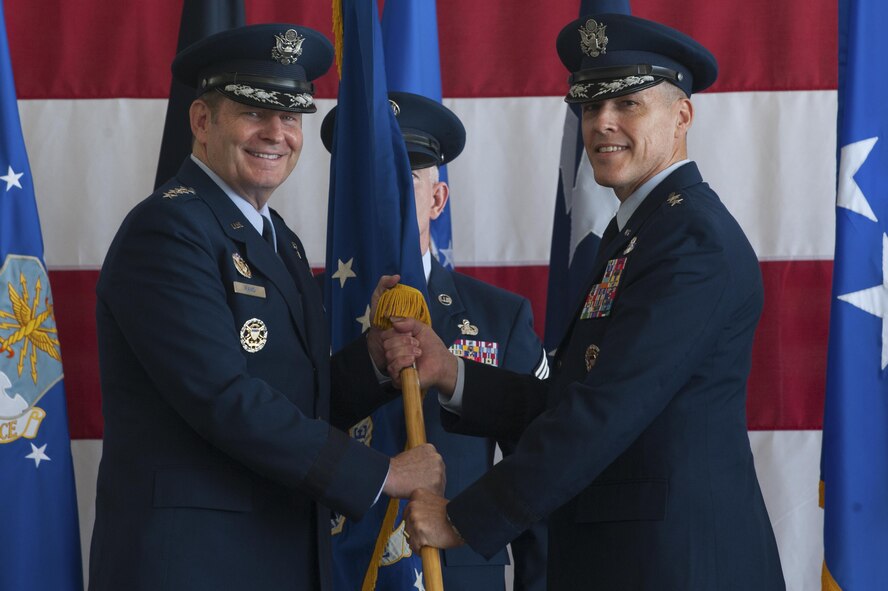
left=89, top=25, right=444, bottom=591
left=321, top=92, right=549, bottom=590
left=391, top=14, right=786, bottom=590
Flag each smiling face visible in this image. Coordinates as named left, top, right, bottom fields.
left=190, top=94, right=303, bottom=209
left=581, top=82, right=693, bottom=201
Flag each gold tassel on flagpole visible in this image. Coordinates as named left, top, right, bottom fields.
left=332, top=0, right=343, bottom=79
left=371, top=284, right=445, bottom=591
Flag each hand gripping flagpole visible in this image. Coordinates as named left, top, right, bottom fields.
left=372, top=284, right=444, bottom=591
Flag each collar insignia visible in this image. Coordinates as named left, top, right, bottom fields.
left=666, top=192, right=684, bottom=207
left=438, top=293, right=452, bottom=306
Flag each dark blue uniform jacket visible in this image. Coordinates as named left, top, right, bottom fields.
left=426, top=258, right=548, bottom=591
left=89, top=158, right=396, bottom=591
left=442, top=163, right=785, bottom=590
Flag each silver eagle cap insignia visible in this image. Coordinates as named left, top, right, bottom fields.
left=272, top=29, right=305, bottom=65
left=579, top=19, right=608, bottom=57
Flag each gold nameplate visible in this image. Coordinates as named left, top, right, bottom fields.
left=233, top=281, right=266, bottom=298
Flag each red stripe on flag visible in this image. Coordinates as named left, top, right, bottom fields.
left=7, top=0, right=836, bottom=100
left=51, top=260, right=829, bottom=439
left=749, top=260, right=831, bottom=430
left=50, top=270, right=103, bottom=440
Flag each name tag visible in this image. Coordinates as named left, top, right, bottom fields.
left=233, top=281, right=266, bottom=299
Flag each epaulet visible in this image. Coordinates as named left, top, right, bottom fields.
left=159, top=185, right=198, bottom=201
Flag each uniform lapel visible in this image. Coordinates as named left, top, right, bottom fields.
left=427, top=258, right=465, bottom=347
left=273, top=213, right=330, bottom=367
left=177, top=160, right=310, bottom=350
left=556, top=162, right=704, bottom=354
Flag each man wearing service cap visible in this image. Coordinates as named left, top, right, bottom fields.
left=389, top=14, right=786, bottom=589
left=322, top=91, right=549, bottom=590
left=89, top=24, right=443, bottom=591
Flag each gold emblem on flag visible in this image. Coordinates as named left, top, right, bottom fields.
left=0, top=265, right=61, bottom=381
left=232, top=253, right=252, bottom=278
left=0, top=255, right=63, bottom=445
left=240, top=318, right=268, bottom=352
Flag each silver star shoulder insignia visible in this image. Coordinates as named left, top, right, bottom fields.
left=162, top=186, right=196, bottom=199
left=666, top=192, right=683, bottom=207
left=458, top=319, right=479, bottom=336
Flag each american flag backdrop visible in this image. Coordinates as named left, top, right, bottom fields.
left=7, top=1, right=833, bottom=589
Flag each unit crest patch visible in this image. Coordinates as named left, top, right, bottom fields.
left=0, top=255, right=63, bottom=444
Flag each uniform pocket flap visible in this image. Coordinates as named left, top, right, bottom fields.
left=442, top=544, right=509, bottom=567
left=576, top=479, right=668, bottom=523
left=153, top=467, right=253, bottom=512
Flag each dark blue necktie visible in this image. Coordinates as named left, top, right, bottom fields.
left=261, top=215, right=276, bottom=252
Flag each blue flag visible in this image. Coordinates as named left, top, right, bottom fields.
left=543, top=0, right=628, bottom=351
left=382, top=0, right=454, bottom=270
left=822, top=0, right=888, bottom=588
left=154, top=0, right=244, bottom=188
left=326, top=0, right=427, bottom=588
left=0, top=1, right=83, bottom=589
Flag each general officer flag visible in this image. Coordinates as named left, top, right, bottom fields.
left=543, top=0, right=627, bottom=350
left=382, top=0, right=454, bottom=270
left=154, top=0, right=245, bottom=188
left=0, top=1, right=83, bottom=588
left=821, top=0, right=888, bottom=588
left=326, top=1, right=427, bottom=587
